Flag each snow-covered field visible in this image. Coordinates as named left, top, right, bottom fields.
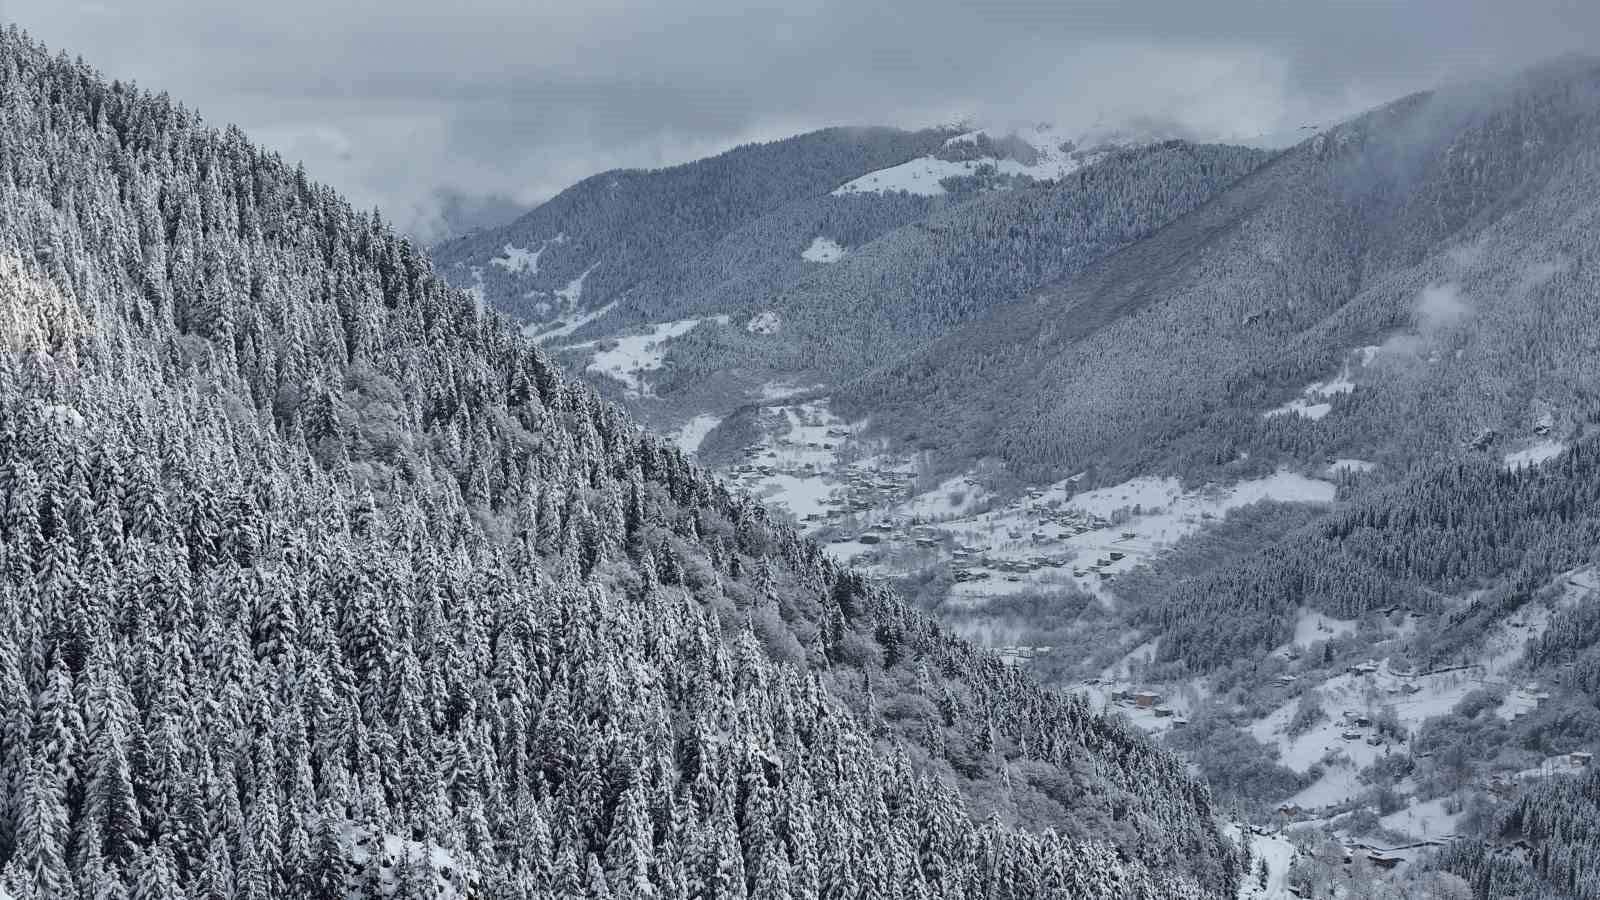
left=1251, top=661, right=1485, bottom=777
left=674, top=413, right=722, bottom=455
left=801, top=236, right=845, bottom=262
left=1286, top=763, right=1366, bottom=811
left=932, top=469, right=1334, bottom=600
left=568, top=315, right=730, bottom=395
left=1327, top=458, right=1376, bottom=475
left=1292, top=609, right=1358, bottom=647
left=896, top=474, right=992, bottom=519
left=1503, top=439, right=1565, bottom=469
left=1228, top=824, right=1300, bottom=900
left=831, top=123, right=1110, bottom=197
left=524, top=300, right=616, bottom=342
left=756, top=380, right=824, bottom=401
left=489, top=233, right=565, bottom=274
left=1379, top=797, right=1464, bottom=841
left=747, top=310, right=782, bottom=335
left=762, top=465, right=1338, bottom=603
left=751, top=472, right=836, bottom=520
left=554, top=262, right=597, bottom=307
left=1266, top=347, right=1379, bottom=421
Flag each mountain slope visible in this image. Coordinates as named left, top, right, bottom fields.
left=0, top=29, right=1238, bottom=899
left=429, top=126, right=953, bottom=331
left=845, top=58, right=1600, bottom=484
left=432, top=122, right=1267, bottom=418
left=651, top=140, right=1269, bottom=396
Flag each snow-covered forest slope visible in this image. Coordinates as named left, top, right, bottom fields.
left=849, top=59, right=1600, bottom=484
left=0, top=27, right=1243, bottom=899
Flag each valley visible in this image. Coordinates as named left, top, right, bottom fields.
left=7, top=11, right=1600, bottom=897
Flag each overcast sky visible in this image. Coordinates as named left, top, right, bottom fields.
left=7, top=1, right=1599, bottom=242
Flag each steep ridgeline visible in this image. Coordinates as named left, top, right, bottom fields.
left=429, top=127, right=952, bottom=332
left=0, top=30, right=1239, bottom=900
left=652, top=141, right=1268, bottom=396
left=431, top=122, right=1267, bottom=407
left=845, top=57, right=1600, bottom=484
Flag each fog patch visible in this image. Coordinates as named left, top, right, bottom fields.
left=1378, top=281, right=1473, bottom=362
left=1445, top=239, right=1486, bottom=272
left=1415, top=282, right=1472, bottom=332
left=1518, top=258, right=1567, bottom=294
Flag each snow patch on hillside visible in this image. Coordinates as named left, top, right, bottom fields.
left=1247, top=648, right=1547, bottom=813
left=1379, top=796, right=1464, bottom=841
left=1228, top=824, right=1300, bottom=900
left=898, top=475, right=991, bottom=519
left=674, top=413, right=722, bottom=455
left=555, top=263, right=598, bottom=306
left=1268, top=399, right=1332, bottom=420
left=489, top=234, right=566, bottom=274
left=832, top=123, right=1110, bottom=197
left=1293, top=609, right=1358, bottom=646
left=1266, top=349, right=1376, bottom=420
left=832, top=157, right=990, bottom=196
left=1070, top=471, right=1335, bottom=524
left=801, top=236, right=845, bottom=262
left=576, top=315, right=730, bottom=395
left=524, top=301, right=616, bottom=343
left=1503, top=439, right=1564, bottom=469
left=464, top=266, right=486, bottom=312
left=747, top=310, right=782, bottom=335
left=1327, top=458, right=1376, bottom=475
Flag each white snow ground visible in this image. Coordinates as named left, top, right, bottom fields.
left=1503, top=439, right=1565, bottom=469
left=1292, top=609, right=1358, bottom=646
left=574, top=315, right=730, bottom=395
left=939, top=469, right=1334, bottom=600
left=801, top=236, right=845, bottom=262
left=1327, top=458, right=1376, bottom=475
left=554, top=263, right=597, bottom=307
left=674, top=413, right=722, bottom=455
left=831, top=123, right=1111, bottom=196
left=489, top=234, right=565, bottom=274
left=341, top=824, right=473, bottom=898
left=1227, top=824, right=1300, bottom=900
left=747, top=310, right=782, bottom=335
left=1266, top=348, right=1378, bottom=420
left=524, top=300, right=616, bottom=342
left=1378, top=797, right=1464, bottom=841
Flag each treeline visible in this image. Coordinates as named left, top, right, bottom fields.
left=1141, top=444, right=1600, bottom=672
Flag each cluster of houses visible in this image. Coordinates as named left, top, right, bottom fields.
left=720, top=439, right=920, bottom=525
left=1105, top=687, right=1189, bottom=726
left=951, top=549, right=1073, bottom=583
left=995, top=645, right=1053, bottom=665
left=1337, top=710, right=1394, bottom=748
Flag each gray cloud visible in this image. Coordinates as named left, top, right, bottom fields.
left=7, top=0, right=1600, bottom=242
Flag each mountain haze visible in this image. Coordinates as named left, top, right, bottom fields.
left=426, top=52, right=1600, bottom=900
